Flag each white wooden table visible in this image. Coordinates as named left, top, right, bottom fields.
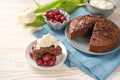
left=0, top=0, right=120, bottom=80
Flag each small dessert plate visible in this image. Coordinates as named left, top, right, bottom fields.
left=25, top=40, right=67, bottom=69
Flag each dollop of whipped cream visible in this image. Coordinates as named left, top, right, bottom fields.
left=90, top=0, right=114, bottom=9
left=36, top=34, right=59, bottom=50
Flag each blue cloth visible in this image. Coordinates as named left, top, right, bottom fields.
left=32, top=7, right=120, bottom=80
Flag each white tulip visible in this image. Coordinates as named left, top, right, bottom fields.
left=18, top=9, right=36, bottom=25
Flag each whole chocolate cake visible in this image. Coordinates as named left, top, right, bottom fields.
left=68, top=15, right=120, bottom=53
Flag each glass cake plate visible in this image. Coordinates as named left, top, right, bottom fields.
left=65, top=23, right=120, bottom=55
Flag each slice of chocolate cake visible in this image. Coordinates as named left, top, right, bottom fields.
left=89, top=19, right=119, bottom=52
left=68, top=15, right=95, bottom=39
left=33, top=34, right=62, bottom=60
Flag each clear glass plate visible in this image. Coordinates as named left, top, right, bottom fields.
left=65, top=23, right=120, bottom=55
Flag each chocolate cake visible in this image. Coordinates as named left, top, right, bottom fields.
left=32, top=34, right=62, bottom=60
left=68, top=15, right=120, bottom=53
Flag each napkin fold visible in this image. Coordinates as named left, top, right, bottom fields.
left=33, top=7, right=120, bottom=80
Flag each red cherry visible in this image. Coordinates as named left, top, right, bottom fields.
left=54, top=15, right=59, bottom=20
left=57, top=15, right=62, bottom=20
left=52, top=20, right=57, bottom=24
left=61, top=16, right=66, bottom=21
left=42, top=54, right=51, bottom=62
left=44, top=12, right=49, bottom=17
left=51, top=55, right=56, bottom=61
left=36, top=58, right=43, bottom=66
left=53, top=9, right=60, bottom=15
left=48, top=12, right=53, bottom=18
left=43, top=61, right=49, bottom=66
left=53, top=12, right=56, bottom=15
left=47, top=18, right=50, bottom=21
left=29, top=51, right=33, bottom=59
left=32, top=45, right=35, bottom=50
left=50, top=18, right=54, bottom=21
left=48, top=60, right=55, bottom=66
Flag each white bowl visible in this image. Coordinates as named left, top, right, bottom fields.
left=85, top=0, right=115, bottom=17
left=43, top=9, right=70, bottom=30
left=25, top=40, right=67, bottom=69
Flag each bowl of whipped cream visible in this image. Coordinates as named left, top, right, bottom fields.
left=85, top=0, right=116, bottom=17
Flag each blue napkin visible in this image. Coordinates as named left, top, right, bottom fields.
left=33, top=7, right=120, bottom=80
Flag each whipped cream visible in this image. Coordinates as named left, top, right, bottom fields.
left=18, top=9, right=36, bottom=25
left=90, top=0, right=114, bottom=9
left=36, top=34, right=59, bottom=50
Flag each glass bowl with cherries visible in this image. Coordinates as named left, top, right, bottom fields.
left=43, top=9, right=70, bottom=30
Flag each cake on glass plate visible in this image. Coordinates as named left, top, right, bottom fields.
left=68, top=15, right=120, bottom=52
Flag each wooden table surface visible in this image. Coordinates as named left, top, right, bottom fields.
left=0, top=0, right=120, bottom=80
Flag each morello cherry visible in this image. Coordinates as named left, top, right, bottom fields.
left=48, top=12, right=53, bottom=18
left=52, top=20, right=57, bottom=24
left=49, top=60, right=55, bottom=66
left=53, top=9, right=60, bottom=15
left=29, top=51, right=33, bottom=59
left=50, top=18, right=53, bottom=21
left=43, top=61, right=49, bottom=66
left=60, top=14, right=64, bottom=16
left=32, top=45, right=35, bottom=50
left=42, top=54, right=51, bottom=62
left=53, top=12, right=56, bottom=15
left=61, top=16, right=66, bottom=21
left=44, top=12, right=49, bottom=17
left=51, top=55, right=56, bottom=61
left=57, top=15, right=62, bottom=20
left=47, top=18, right=50, bottom=21
left=54, top=15, right=59, bottom=20
left=36, top=58, right=43, bottom=66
